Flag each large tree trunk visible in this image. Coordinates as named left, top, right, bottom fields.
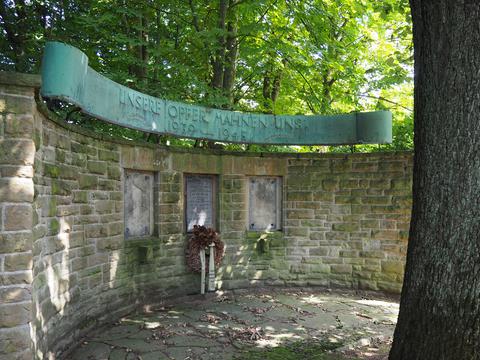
left=389, top=1, right=480, bottom=359
left=211, top=0, right=228, bottom=89
left=222, top=20, right=238, bottom=103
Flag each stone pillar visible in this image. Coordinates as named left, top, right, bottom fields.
left=0, top=73, right=38, bottom=360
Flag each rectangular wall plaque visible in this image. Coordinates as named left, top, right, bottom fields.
left=249, top=177, right=282, bottom=231
left=124, top=171, right=154, bottom=238
left=185, top=175, right=216, bottom=231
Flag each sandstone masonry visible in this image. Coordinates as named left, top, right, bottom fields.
left=0, top=73, right=412, bottom=359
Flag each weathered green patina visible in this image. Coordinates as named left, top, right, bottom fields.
left=41, top=42, right=392, bottom=145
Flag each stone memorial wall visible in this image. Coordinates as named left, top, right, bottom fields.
left=0, top=73, right=412, bottom=359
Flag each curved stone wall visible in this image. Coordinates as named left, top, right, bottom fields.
left=0, top=73, right=412, bottom=359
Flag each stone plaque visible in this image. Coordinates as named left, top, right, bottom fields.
left=249, top=177, right=282, bottom=231
left=186, top=175, right=215, bottom=231
left=124, top=171, right=153, bottom=238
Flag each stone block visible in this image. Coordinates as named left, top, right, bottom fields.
left=286, top=209, right=314, bottom=220
left=98, top=149, right=119, bottom=162
left=340, top=250, right=359, bottom=258
left=0, top=139, right=35, bottom=165
left=393, top=196, right=412, bottom=207
left=339, top=180, right=358, bottom=189
left=87, top=160, right=107, bottom=175
left=4, top=114, right=34, bottom=137
left=312, top=191, right=333, bottom=202
left=332, top=222, right=360, bottom=232
left=71, top=142, right=97, bottom=157
left=51, top=179, right=72, bottom=196
left=290, top=264, right=308, bottom=274
left=1, top=165, right=33, bottom=178
left=310, top=264, right=330, bottom=273
left=107, top=222, right=123, bottom=236
left=285, top=227, right=309, bottom=237
left=322, top=179, right=338, bottom=191
left=4, top=253, right=32, bottom=271
left=96, top=236, right=123, bottom=251
left=44, top=164, right=77, bottom=180
left=309, top=247, right=329, bottom=256
left=85, top=224, right=108, bottom=238
left=369, top=179, right=390, bottom=188
left=352, top=162, right=377, bottom=172
left=162, top=192, right=180, bottom=203
left=309, top=231, right=326, bottom=240
left=372, top=230, right=399, bottom=241
left=79, top=204, right=94, bottom=215
left=361, top=219, right=379, bottom=229
left=0, top=287, right=31, bottom=303
left=330, top=264, right=352, bottom=274
left=332, top=158, right=352, bottom=172
left=325, top=231, right=349, bottom=241
left=78, top=174, right=98, bottom=189
left=391, top=178, right=412, bottom=190
left=71, top=152, right=87, bottom=167
left=311, top=159, right=331, bottom=169
left=361, top=196, right=391, bottom=205
left=287, top=191, right=312, bottom=201
left=0, top=303, right=31, bottom=327
left=360, top=250, right=385, bottom=259
left=286, top=175, right=311, bottom=188
left=107, top=166, right=121, bottom=180
left=0, top=93, right=34, bottom=114
left=378, top=161, right=405, bottom=172
left=0, top=232, right=32, bottom=253
left=0, top=325, right=32, bottom=355
left=0, top=178, right=34, bottom=202
left=73, top=191, right=88, bottom=203
left=381, top=260, right=405, bottom=274
left=0, top=271, right=32, bottom=286
left=99, top=179, right=118, bottom=191
left=4, top=205, right=32, bottom=231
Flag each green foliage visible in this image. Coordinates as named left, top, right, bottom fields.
left=0, top=0, right=413, bottom=152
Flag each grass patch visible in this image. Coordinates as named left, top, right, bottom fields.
left=234, top=339, right=356, bottom=360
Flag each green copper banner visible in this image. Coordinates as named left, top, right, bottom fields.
left=40, top=42, right=392, bottom=145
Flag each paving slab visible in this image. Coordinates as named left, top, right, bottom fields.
left=67, top=288, right=399, bottom=360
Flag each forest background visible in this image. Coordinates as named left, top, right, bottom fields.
left=0, top=0, right=413, bottom=152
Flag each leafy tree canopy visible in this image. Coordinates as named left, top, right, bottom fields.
left=0, top=0, right=413, bottom=152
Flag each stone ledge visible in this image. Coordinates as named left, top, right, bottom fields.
left=0, top=72, right=41, bottom=87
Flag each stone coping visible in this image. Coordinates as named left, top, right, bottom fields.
left=0, top=71, right=41, bottom=87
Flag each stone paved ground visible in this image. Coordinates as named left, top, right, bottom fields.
left=67, top=288, right=399, bottom=360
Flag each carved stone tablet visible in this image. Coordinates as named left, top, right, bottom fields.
left=249, top=177, right=282, bottom=231
left=186, top=175, right=214, bottom=231
left=124, top=171, right=154, bottom=238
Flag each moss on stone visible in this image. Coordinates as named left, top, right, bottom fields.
left=49, top=218, right=59, bottom=234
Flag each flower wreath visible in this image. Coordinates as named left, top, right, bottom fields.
left=186, top=225, right=225, bottom=273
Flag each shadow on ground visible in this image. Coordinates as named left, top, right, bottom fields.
left=67, top=288, right=399, bottom=360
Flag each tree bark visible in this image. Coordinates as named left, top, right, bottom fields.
left=211, top=0, right=228, bottom=89
left=222, top=20, right=238, bottom=103
left=389, top=1, right=480, bottom=359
